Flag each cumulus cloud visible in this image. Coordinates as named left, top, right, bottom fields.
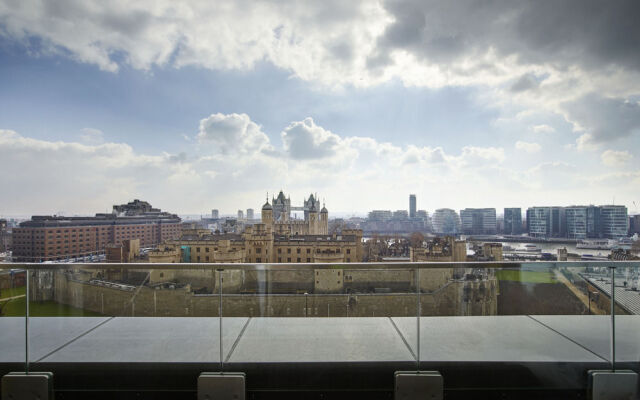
left=515, top=141, right=541, bottom=153
left=3, top=0, right=640, bottom=148
left=574, top=133, right=601, bottom=152
left=0, top=112, right=522, bottom=214
left=197, top=113, right=272, bottom=155
left=531, top=124, right=555, bottom=134
left=281, top=118, right=342, bottom=160
left=0, top=129, right=169, bottom=213
left=79, top=128, right=104, bottom=144
left=601, top=149, right=633, bottom=167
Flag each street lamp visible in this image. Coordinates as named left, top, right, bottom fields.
left=304, top=292, right=308, bottom=317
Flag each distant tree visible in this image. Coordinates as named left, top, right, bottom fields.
left=410, top=232, right=424, bottom=248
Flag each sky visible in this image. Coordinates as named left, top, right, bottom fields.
left=1, top=0, right=640, bottom=216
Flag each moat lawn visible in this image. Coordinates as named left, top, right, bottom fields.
left=495, top=269, right=557, bottom=284
left=0, top=286, right=26, bottom=299
left=0, top=297, right=104, bottom=317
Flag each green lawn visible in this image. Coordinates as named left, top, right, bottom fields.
left=0, top=297, right=104, bottom=317
left=0, top=286, right=26, bottom=299
left=496, top=269, right=557, bottom=284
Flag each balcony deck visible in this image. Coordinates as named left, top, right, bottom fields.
left=1, top=315, right=638, bottom=399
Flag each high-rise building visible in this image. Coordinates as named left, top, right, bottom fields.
left=526, top=207, right=548, bottom=237
left=586, top=206, right=602, bottom=238
left=600, top=205, right=628, bottom=238
left=459, top=208, right=497, bottom=235
left=565, top=206, right=601, bottom=239
left=526, top=207, right=565, bottom=238
left=565, top=206, right=588, bottom=239
left=503, top=208, right=522, bottom=235
left=393, top=210, right=409, bottom=220
left=0, top=219, right=8, bottom=252
left=211, top=209, right=219, bottom=219
left=368, top=210, right=392, bottom=222
left=237, top=210, right=244, bottom=220
left=246, top=208, right=254, bottom=220
left=629, top=214, right=640, bottom=235
left=432, top=209, right=461, bottom=235
left=409, top=194, right=416, bottom=219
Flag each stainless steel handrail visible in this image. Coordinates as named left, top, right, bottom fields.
left=1, top=261, right=639, bottom=270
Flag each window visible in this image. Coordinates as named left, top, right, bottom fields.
left=287, top=257, right=291, bottom=262
left=297, top=257, right=301, bottom=262
left=205, top=247, right=210, bottom=252
left=256, top=257, right=261, bottom=263
left=256, top=248, right=261, bottom=254
left=306, top=248, right=310, bottom=254
left=196, top=247, right=201, bottom=252
left=206, top=256, right=210, bottom=261
left=287, top=248, right=291, bottom=254
left=278, top=257, right=282, bottom=262
left=277, top=248, right=282, bottom=254
left=306, top=258, right=311, bottom=262
left=296, top=248, right=300, bottom=254
left=197, top=256, right=200, bottom=262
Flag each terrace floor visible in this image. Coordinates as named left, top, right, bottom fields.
left=1, top=315, right=639, bottom=399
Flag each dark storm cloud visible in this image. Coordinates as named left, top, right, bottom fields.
left=375, top=0, right=640, bottom=72
left=510, top=73, right=539, bottom=93
left=562, top=93, right=640, bottom=142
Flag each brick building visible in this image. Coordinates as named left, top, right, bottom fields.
left=12, top=200, right=181, bottom=261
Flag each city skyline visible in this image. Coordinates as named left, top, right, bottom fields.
left=1, top=193, right=636, bottom=220
left=1, top=2, right=640, bottom=215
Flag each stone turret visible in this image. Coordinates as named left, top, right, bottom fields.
left=309, top=202, right=319, bottom=234
left=261, top=197, right=273, bottom=225
left=320, top=203, right=328, bottom=235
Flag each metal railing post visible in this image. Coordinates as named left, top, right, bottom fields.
left=218, top=268, right=224, bottom=373
left=25, top=269, right=29, bottom=375
left=609, top=266, right=615, bottom=372
left=416, top=268, right=420, bottom=372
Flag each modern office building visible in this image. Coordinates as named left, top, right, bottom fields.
left=432, top=209, right=461, bottom=235
left=392, top=210, right=409, bottom=220
left=368, top=210, right=392, bottom=222
left=600, top=205, right=628, bottom=239
left=409, top=194, right=416, bottom=218
left=565, top=205, right=602, bottom=239
left=526, top=207, right=565, bottom=238
left=565, top=206, right=588, bottom=239
left=459, top=208, right=496, bottom=235
left=0, top=219, right=9, bottom=252
left=237, top=210, right=244, bottom=220
left=416, top=210, right=428, bottom=220
left=630, top=214, right=640, bottom=235
left=246, top=208, right=254, bottom=220
left=211, top=209, right=219, bottom=219
left=503, top=208, right=522, bottom=235
left=12, top=200, right=181, bottom=261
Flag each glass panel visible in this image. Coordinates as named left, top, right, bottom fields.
left=222, top=264, right=418, bottom=392
left=416, top=262, right=612, bottom=394
left=0, top=266, right=27, bottom=371
left=26, top=264, right=221, bottom=396
left=610, top=263, right=640, bottom=369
